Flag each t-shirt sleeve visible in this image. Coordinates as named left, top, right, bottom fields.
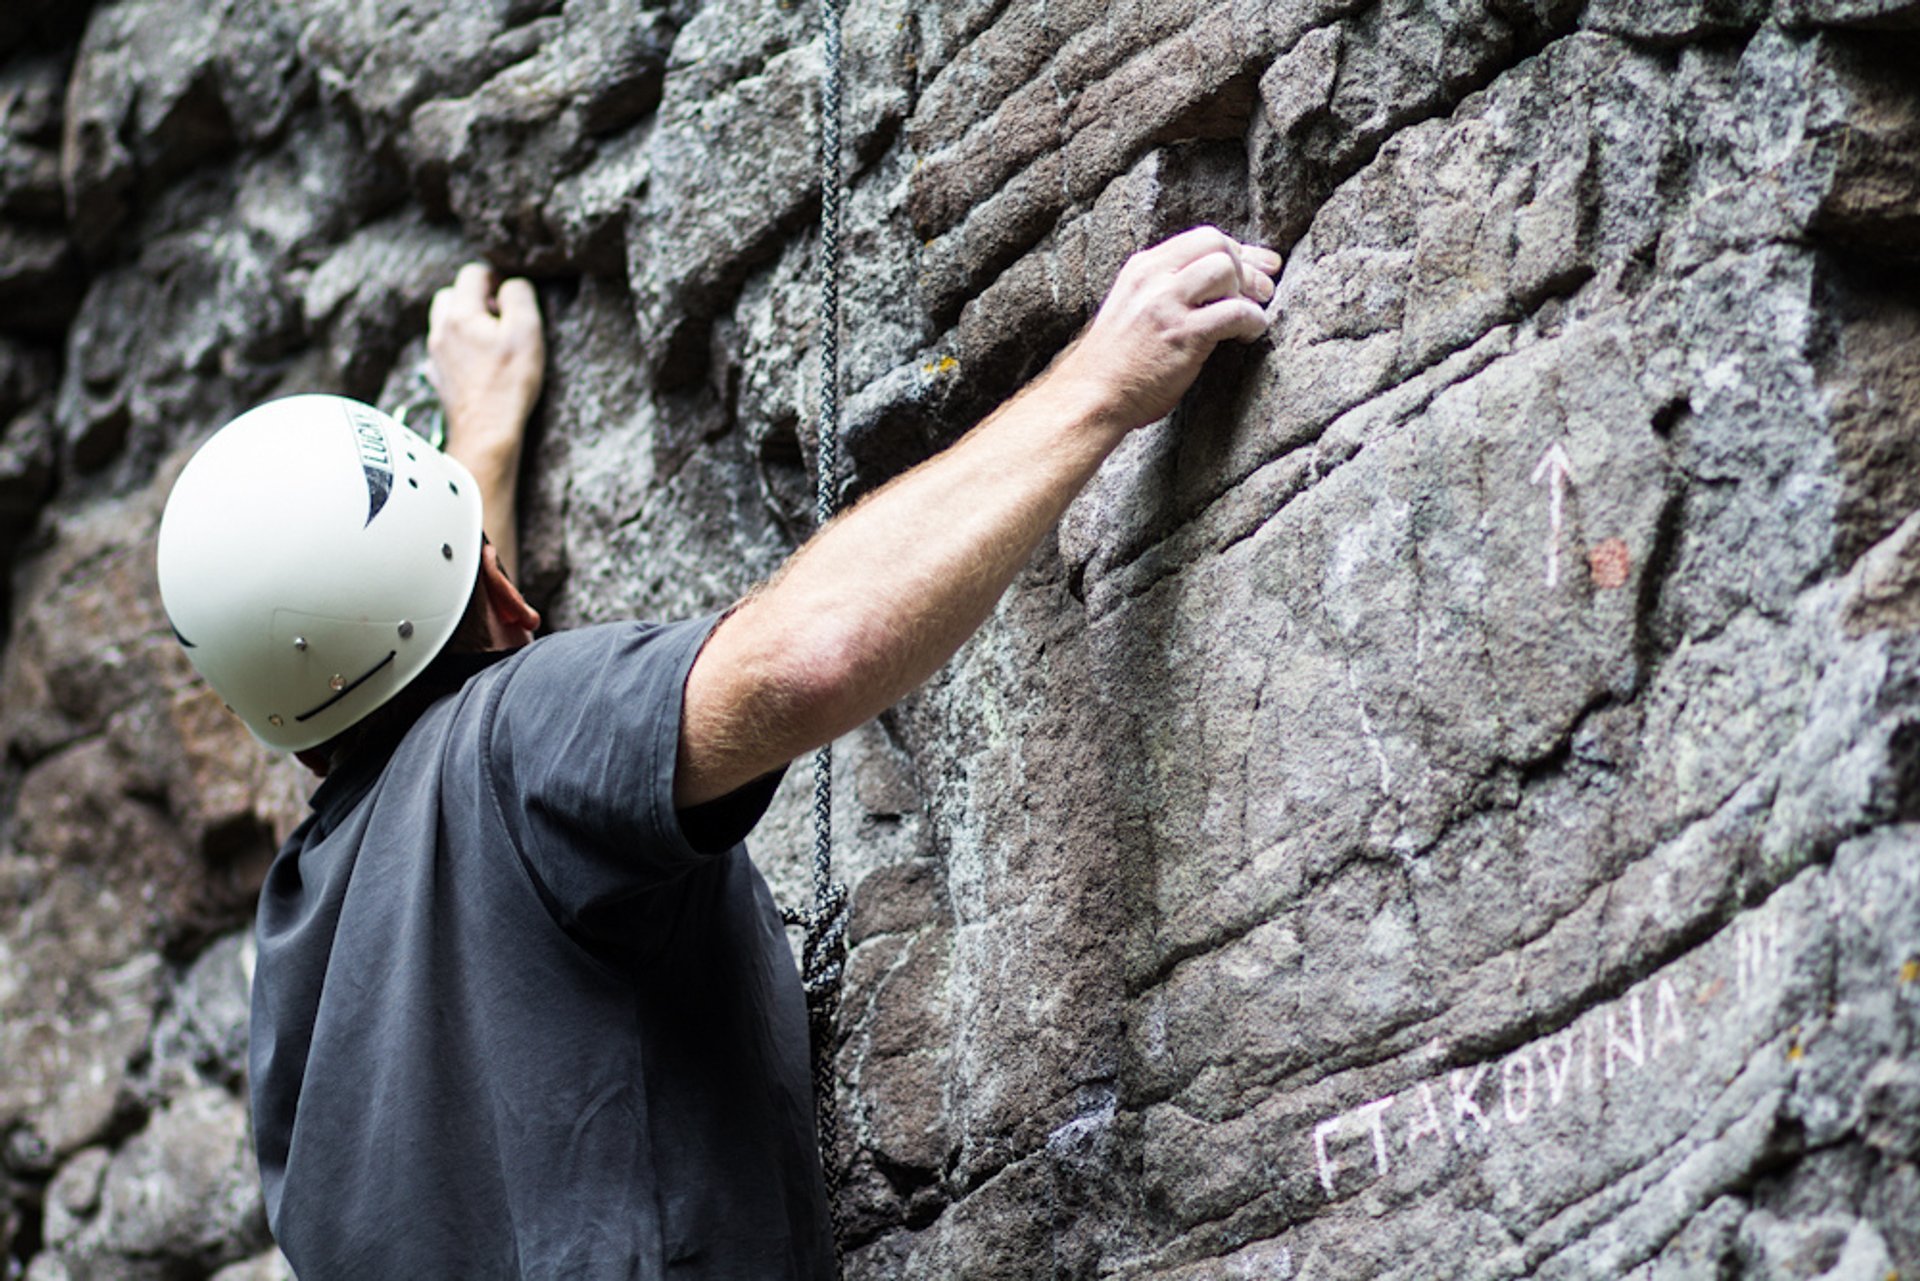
left=482, top=617, right=783, bottom=940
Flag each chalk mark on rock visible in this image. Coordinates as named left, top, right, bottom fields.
left=1531, top=441, right=1577, bottom=590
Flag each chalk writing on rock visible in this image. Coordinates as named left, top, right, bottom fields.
left=1309, top=911, right=1792, bottom=1198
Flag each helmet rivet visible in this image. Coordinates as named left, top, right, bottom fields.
left=268, top=714, right=284, bottom=727
left=329, top=674, right=346, bottom=691
left=398, top=621, right=414, bottom=640
left=441, top=543, right=453, bottom=560
left=293, top=636, right=308, bottom=651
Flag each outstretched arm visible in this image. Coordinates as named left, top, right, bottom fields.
left=429, top=263, right=546, bottom=581
left=676, top=227, right=1279, bottom=807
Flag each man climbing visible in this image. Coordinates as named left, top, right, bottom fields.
left=155, top=226, right=1279, bottom=1278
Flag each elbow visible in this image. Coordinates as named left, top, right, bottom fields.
left=679, top=604, right=893, bottom=806
left=770, top=610, right=893, bottom=743
left=699, top=592, right=910, bottom=770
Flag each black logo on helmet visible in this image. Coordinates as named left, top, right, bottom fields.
left=344, top=404, right=394, bottom=526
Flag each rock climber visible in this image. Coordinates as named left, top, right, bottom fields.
left=154, top=226, right=1279, bottom=1277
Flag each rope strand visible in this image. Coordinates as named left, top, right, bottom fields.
left=799, top=0, right=851, bottom=1267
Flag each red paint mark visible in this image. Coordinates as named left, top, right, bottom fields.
left=1589, top=538, right=1631, bottom=589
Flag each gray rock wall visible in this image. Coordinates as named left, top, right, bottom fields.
left=2, top=0, right=1918, bottom=1277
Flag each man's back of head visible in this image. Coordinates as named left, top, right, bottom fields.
left=156, top=394, right=487, bottom=755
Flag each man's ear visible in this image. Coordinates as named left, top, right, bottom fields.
left=479, top=542, right=541, bottom=647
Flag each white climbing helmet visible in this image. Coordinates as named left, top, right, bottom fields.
left=156, top=393, right=485, bottom=752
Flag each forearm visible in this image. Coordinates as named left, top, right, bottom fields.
left=679, top=367, right=1122, bottom=803
left=765, top=372, right=1120, bottom=708
left=448, top=436, right=522, bottom=581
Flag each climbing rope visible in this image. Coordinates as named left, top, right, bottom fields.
left=779, top=0, right=852, bottom=1262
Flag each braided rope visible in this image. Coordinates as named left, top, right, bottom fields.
left=789, top=0, right=851, bottom=1265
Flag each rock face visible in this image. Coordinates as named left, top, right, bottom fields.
left=3, top=0, right=1918, bottom=1277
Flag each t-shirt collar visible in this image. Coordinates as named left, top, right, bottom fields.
left=307, top=646, right=521, bottom=829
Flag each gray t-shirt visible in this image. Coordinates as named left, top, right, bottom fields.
left=250, top=618, right=833, bottom=1279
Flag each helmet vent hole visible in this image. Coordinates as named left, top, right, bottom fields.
left=448, top=481, right=459, bottom=496
left=441, top=543, right=453, bottom=560
left=408, top=477, right=418, bottom=489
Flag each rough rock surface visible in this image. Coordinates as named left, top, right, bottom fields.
left=3, top=0, right=1918, bottom=1277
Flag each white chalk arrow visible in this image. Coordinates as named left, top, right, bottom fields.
left=1530, top=441, right=1577, bottom=589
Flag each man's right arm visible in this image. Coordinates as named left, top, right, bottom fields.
left=675, top=227, right=1279, bottom=808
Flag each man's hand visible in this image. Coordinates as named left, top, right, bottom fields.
left=1050, top=226, right=1279, bottom=437
left=675, top=226, right=1279, bottom=807
left=429, top=263, right=545, bottom=579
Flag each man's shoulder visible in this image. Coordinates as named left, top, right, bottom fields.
left=483, top=614, right=723, bottom=764
left=517, top=615, right=694, bottom=655
left=504, top=614, right=721, bottom=683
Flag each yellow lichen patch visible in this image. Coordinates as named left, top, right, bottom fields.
left=923, top=355, right=959, bottom=377
left=1900, top=958, right=1919, bottom=984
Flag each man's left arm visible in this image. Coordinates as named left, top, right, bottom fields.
left=430, top=263, right=545, bottom=581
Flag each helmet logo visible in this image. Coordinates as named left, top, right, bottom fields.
left=344, top=403, right=395, bottom=527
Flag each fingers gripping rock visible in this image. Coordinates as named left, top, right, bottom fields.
left=1056, top=226, right=1280, bottom=433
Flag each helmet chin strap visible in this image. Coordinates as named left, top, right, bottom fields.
left=294, top=746, right=334, bottom=780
